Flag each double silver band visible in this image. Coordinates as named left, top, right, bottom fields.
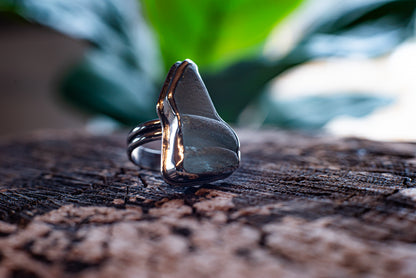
left=127, top=119, right=162, bottom=170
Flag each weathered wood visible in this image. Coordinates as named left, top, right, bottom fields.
left=0, top=129, right=416, bottom=278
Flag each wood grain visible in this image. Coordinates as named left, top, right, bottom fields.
left=0, top=129, right=416, bottom=278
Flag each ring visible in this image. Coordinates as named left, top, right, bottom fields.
left=127, top=59, right=240, bottom=186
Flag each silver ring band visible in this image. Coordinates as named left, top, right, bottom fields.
left=127, top=119, right=162, bottom=170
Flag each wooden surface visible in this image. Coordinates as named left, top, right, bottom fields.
left=1, top=129, right=416, bottom=278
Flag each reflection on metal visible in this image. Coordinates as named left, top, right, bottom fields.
left=128, top=59, right=240, bottom=186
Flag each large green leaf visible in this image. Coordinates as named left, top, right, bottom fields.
left=141, top=0, right=303, bottom=70
left=3, top=0, right=163, bottom=124
left=205, top=0, right=416, bottom=123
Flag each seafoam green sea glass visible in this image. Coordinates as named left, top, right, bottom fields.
left=157, top=60, right=240, bottom=186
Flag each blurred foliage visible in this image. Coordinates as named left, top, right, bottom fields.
left=206, top=0, right=416, bottom=122
left=0, top=1, right=12, bottom=10
left=1, top=0, right=416, bottom=128
left=291, top=0, right=416, bottom=59
left=141, top=0, right=303, bottom=70
left=257, top=0, right=416, bottom=128
left=1, top=0, right=162, bottom=124
left=261, top=94, right=394, bottom=129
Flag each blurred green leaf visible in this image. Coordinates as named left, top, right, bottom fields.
left=4, top=0, right=162, bottom=124
left=260, top=93, right=394, bottom=129
left=205, top=0, right=416, bottom=123
left=205, top=59, right=300, bottom=122
left=61, top=51, right=157, bottom=125
left=141, top=0, right=303, bottom=70
left=0, top=1, right=14, bottom=11
left=290, top=0, right=416, bottom=59
left=8, top=0, right=162, bottom=78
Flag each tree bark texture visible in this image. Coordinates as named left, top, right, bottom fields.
left=0, top=129, right=416, bottom=278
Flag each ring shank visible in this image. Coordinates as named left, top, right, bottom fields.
left=127, top=119, right=162, bottom=171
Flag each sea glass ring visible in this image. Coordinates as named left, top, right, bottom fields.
left=127, top=59, right=240, bottom=186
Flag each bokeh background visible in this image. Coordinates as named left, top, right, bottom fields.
left=0, top=0, right=415, bottom=140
